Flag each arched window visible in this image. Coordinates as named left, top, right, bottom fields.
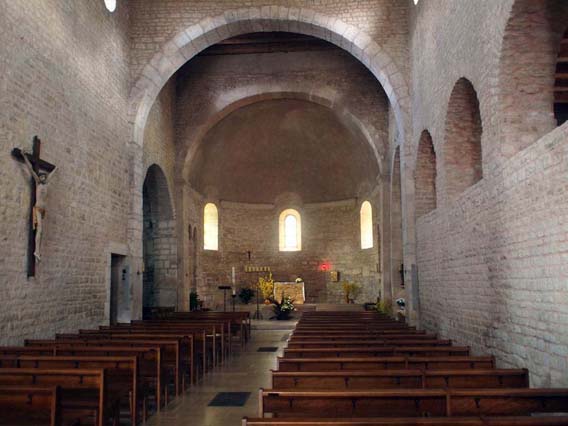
left=203, top=203, right=219, bottom=251
left=104, top=0, right=117, bottom=12
left=279, top=209, right=301, bottom=251
left=360, top=201, right=373, bottom=249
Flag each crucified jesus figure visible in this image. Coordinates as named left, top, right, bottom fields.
left=22, top=151, right=57, bottom=262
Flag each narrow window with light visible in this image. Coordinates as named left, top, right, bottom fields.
left=279, top=209, right=301, bottom=251
left=360, top=201, right=373, bottom=249
left=203, top=203, right=219, bottom=251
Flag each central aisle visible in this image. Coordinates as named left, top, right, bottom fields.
left=147, top=320, right=297, bottom=426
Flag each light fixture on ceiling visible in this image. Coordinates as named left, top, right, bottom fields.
left=104, top=0, right=117, bottom=12
left=413, top=0, right=420, bottom=4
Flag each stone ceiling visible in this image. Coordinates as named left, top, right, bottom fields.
left=188, top=98, right=380, bottom=204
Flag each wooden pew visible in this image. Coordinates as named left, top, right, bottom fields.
left=0, top=355, right=140, bottom=425
left=0, top=385, right=64, bottom=426
left=259, top=388, right=568, bottom=418
left=20, top=342, right=166, bottom=410
left=90, top=325, right=208, bottom=377
left=282, top=346, right=471, bottom=358
left=288, top=334, right=438, bottom=342
left=242, top=416, right=568, bottom=426
left=276, top=356, right=496, bottom=372
left=126, top=320, right=228, bottom=360
left=111, top=321, right=224, bottom=367
left=270, top=369, right=529, bottom=390
left=286, top=340, right=452, bottom=349
left=294, top=325, right=413, bottom=332
left=168, top=311, right=252, bottom=345
left=0, top=368, right=121, bottom=426
left=291, top=331, right=425, bottom=339
left=31, top=336, right=184, bottom=397
left=68, top=331, right=194, bottom=391
left=131, top=318, right=233, bottom=357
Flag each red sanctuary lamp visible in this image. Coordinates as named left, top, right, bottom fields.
left=318, top=262, right=331, bottom=272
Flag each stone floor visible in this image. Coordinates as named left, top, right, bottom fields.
left=146, top=320, right=297, bottom=426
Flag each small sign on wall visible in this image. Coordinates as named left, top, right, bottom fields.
left=245, top=266, right=271, bottom=273
left=330, top=271, right=340, bottom=282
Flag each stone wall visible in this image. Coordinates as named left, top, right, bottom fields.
left=0, top=0, right=131, bottom=344
left=410, top=0, right=568, bottom=387
left=417, top=124, right=568, bottom=387
left=128, top=0, right=410, bottom=88
left=193, top=198, right=381, bottom=308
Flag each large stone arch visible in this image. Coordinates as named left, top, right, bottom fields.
left=129, top=8, right=409, bottom=148
left=179, top=90, right=386, bottom=183
left=127, top=7, right=412, bottom=318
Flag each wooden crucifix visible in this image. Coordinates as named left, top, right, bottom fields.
left=11, top=136, right=57, bottom=277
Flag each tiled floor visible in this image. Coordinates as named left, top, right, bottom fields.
left=146, top=321, right=296, bottom=426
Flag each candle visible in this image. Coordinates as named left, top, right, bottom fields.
left=231, top=267, right=236, bottom=285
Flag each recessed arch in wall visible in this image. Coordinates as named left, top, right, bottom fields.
left=414, top=130, right=437, bottom=218
left=499, top=0, right=568, bottom=157
left=443, top=78, right=483, bottom=202
left=142, top=164, right=177, bottom=316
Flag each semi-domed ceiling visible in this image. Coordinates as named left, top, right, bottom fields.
left=188, top=98, right=380, bottom=204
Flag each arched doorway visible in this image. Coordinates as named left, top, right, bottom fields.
left=142, top=164, right=177, bottom=318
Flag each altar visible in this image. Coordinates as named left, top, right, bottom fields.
left=273, top=282, right=305, bottom=304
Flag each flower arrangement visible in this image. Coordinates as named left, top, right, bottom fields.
left=376, top=298, right=393, bottom=316
left=271, top=294, right=295, bottom=320
left=341, top=280, right=360, bottom=304
left=257, top=272, right=275, bottom=302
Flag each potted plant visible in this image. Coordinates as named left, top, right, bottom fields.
left=238, top=288, right=254, bottom=304
left=270, top=295, right=295, bottom=320
left=341, top=281, right=360, bottom=304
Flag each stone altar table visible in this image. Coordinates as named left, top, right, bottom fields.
left=273, top=282, right=305, bottom=304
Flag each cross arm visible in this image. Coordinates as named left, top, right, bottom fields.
left=11, top=148, right=56, bottom=172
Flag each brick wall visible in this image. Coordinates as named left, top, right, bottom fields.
left=0, top=0, right=131, bottom=345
